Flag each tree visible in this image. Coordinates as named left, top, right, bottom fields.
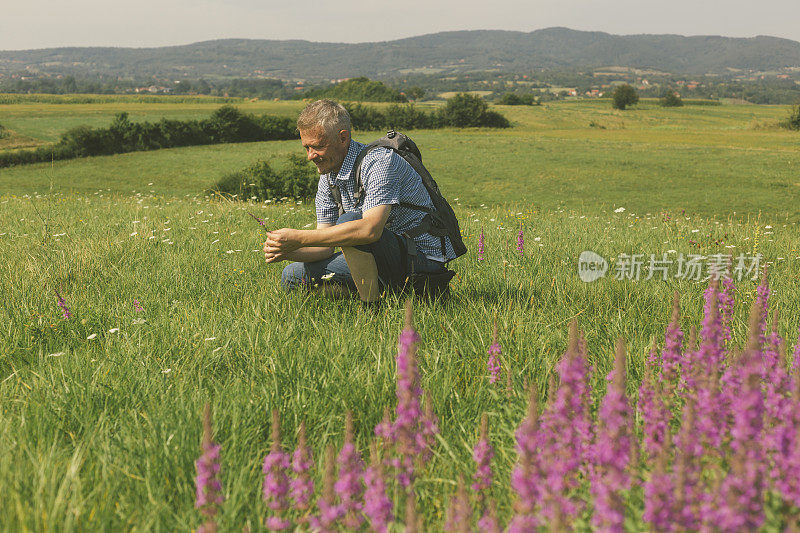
left=406, top=86, right=425, bottom=101
left=781, top=104, right=800, bottom=130
left=660, top=91, right=683, bottom=107
left=611, top=84, right=639, bottom=110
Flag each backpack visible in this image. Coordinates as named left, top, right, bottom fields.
left=327, top=130, right=467, bottom=264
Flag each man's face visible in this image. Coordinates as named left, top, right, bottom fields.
left=299, top=126, right=350, bottom=175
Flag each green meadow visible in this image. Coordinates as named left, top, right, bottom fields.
left=1, top=96, right=800, bottom=530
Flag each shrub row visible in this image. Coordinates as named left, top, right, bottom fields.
left=0, top=106, right=297, bottom=168
left=345, top=93, right=510, bottom=130
left=209, top=154, right=319, bottom=202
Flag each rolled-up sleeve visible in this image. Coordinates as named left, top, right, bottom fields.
left=361, top=149, right=400, bottom=212
left=315, top=175, right=339, bottom=225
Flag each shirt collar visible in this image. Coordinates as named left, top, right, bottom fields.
left=331, top=139, right=364, bottom=181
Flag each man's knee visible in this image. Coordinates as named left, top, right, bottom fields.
left=281, top=262, right=306, bottom=291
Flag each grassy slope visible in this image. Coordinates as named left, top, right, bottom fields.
left=1, top=98, right=800, bottom=529
left=1, top=99, right=798, bottom=220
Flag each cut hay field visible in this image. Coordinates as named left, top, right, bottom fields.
left=1, top=96, right=800, bottom=530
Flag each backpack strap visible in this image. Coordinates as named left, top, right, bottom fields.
left=327, top=173, right=345, bottom=217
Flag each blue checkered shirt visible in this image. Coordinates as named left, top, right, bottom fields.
left=315, top=139, right=456, bottom=262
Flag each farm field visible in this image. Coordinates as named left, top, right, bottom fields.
left=1, top=96, right=800, bottom=530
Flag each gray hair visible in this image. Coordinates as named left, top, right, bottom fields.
left=297, top=99, right=351, bottom=138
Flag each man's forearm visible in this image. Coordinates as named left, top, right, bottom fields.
left=284, top=246, right=335, bottom=262
left=298, top=219, right=378, bottom=248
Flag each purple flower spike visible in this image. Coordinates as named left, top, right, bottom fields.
left=335, top=412, right=365, bottom=529
left=661, top=291, right=683, bottom=395
left=509, top=386, right=541, bottom=531
left=375, top=300, right=439, bottom=489
left=290, top=422, right=314, bottom=512
left=247, top=210, right=267, bottom=227
left=478, top=229, right=485, bottom=262
left=535, top=321, right=593, bottom=527
left=477, top=500, right=501, bottom=533
left=590, top=338, right=633, bottom=532
left=55, top=290, right=72, bottom=319
left=133, top=299, right=144, bottom=312
left=195, top=404, right=223, bottom=533
left=487, top=320, right=501, bottom=384
left=713, top=345, right=766, bottom=530
left=472, top=414, right=494, bottom=496
left=262, top=410, right=290, bottom=531
left=516, top=226, right=524, bottom=255
left=639, top=339, right=670, bottom=460
left=444, top=475, right=472, bottom=533
left=364, top=442, right=393, bottom=533
left=310, top=445, right=343, bottom=533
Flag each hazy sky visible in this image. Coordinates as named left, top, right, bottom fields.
left=3, top=0, right=799, bottom=50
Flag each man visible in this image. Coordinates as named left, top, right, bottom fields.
left=263, top=99, right=457, bottom=305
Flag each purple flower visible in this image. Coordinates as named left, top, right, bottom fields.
left=195, top=404, right=223, bottom=532
left=478, top=229, right=485, bottom=262
left=133, top=299, right=144, bottom=312
left=363, top=442, right=394, bottom=533
left=477, top=500, right=501, bottom=533
left=590, top=338, right=633, bottom=532
left=375, top=300, right=439, bottom=489
left=334, top=412, right=365, bottom=529
left=247, top=210, right=267, bottom=227
left=516, top=226, right=524, bottom=255
left=263, top=410, right=290, bottom=531
left=509, top=385, right=542, bottom=530
left=487, top=320, right=501, bottom=384
left=309, top=445, right=343, bottom=533
left=671, top=399, right=703, bottom=530
left=643, top=454, right=675, bottom=532
left=290, top=422, right=314, bottom=512
left=713, top=346, right=766, bottom=530
left=55, top=290, right=72, bottom=319
left=535, top=321, right=593, bottom=526
left=639, top=340, right=670, bottom=460
left=472, top=414, right=494, bottom=495
left=444, top=475, right=472, bottom=532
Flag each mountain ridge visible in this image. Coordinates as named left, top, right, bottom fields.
left=2, top=27, right=799, bottom=81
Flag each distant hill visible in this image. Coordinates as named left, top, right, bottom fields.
left=2, top=28, right=800, bottom=81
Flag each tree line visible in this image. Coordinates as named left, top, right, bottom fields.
left=0, top=106, right=296, bottom=168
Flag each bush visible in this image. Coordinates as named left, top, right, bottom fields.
left=780, top=104, right=800, bottom=131
left=210, top=154, right=319, bottom=201
left=660, top=92, right=683, bottom=107
left=611, top=84, right=639, bottom=110
left=437, top=93, right=510, bottom=128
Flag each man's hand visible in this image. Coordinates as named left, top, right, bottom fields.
left=263, top=228, right=302, bottom=263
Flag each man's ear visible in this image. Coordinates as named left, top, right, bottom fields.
left=338, top=129, right=350, bottom=145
